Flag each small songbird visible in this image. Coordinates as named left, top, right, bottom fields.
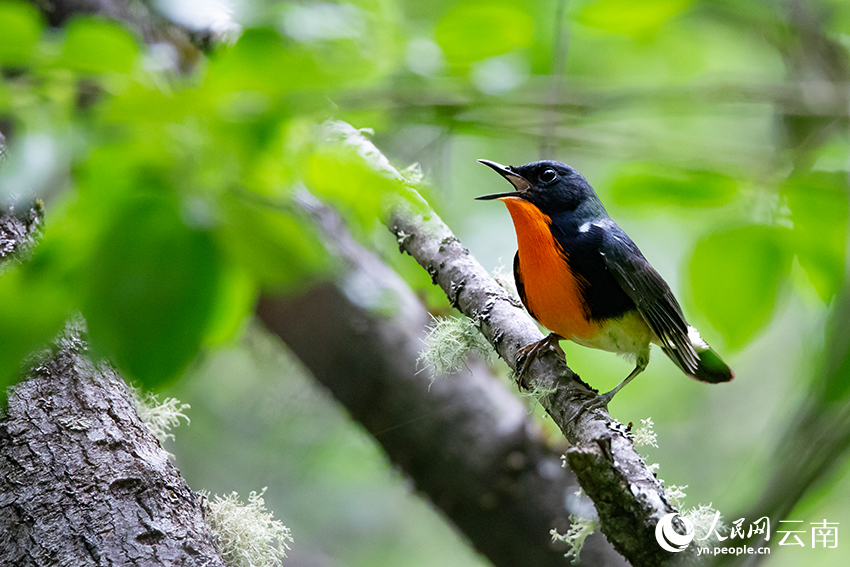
left=476, top=159, right=733, bottom=410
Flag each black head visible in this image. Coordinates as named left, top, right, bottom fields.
left=476, top=159, right=605, bottom=218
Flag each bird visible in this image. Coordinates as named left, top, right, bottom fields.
left=476, top=158, right=733, bottom=411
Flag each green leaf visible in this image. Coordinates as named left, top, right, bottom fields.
left=243, top=119, right=312, bottom=198
left=206, top=28, right=292, bottom=96
left=0, top=1, right=43, bottom=65
left=205, top=27, right=379, bottom=98
left=215, top=193, right=329, bottom=291
left=610, top=163, right=738, bottom=208
left=62, top=17, right=139, bottom=74
left=102, top=83, right=209, bottom=126
left=822, top=326, right=850, bottom=402
left=0, top=262, right=72, bottom=392
left=783, top=171, right=849, bottom=303
left=575, top=0, right=693, bottom=36
left=82, top=194, right=221, bottom=388
left=307, top=147, right=400, bottom=229
left=689, top=225, right=790, bottom=349
left=0, top=209, right=92, bottom=392
left=435, top=2, right=533, bottom=67
left=203, top=266, right=257, bottom=346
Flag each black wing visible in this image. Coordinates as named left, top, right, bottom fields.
left=513, top=251, right=537, bottom=321
left=598, top=222, right=699, bottom=374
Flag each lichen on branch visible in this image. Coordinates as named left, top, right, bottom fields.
left=202, top=488, right=293, bottom=567
left=417, top=314, right=496, bottom=377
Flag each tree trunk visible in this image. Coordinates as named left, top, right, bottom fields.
left=0, top=205, right=225, bottom=566
left=0, top=323, right=225, bottom=567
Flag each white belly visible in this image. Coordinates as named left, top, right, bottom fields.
left=571, top=310, right=653, bottom=362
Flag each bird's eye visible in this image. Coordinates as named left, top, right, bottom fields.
left=539, top=169, right=557, bottom=184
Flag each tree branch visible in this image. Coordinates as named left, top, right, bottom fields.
left=317, top=122, right=689, bottom=566
left=389, top=202, right=687, bottom=566
left=256, top=192, right=628, bottom=567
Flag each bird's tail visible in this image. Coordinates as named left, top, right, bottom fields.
left=661, top=326, right=734, bottom=384
left=691, top=348, right=734, bottom=383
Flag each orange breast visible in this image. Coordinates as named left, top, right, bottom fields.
left=502, top=197, right=598, bottom=340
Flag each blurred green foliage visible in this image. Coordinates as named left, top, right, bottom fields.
left=62, top=17, right=138, bottom=73
left=435, top=2, right=534, bottom=67
left=689, top=225, right=791, bottom=349
left=0, top=1, right=42, bottom=65
left=1, top=0, right=850, bottom=564
left=0, top=2, right=408, bottom=389
left=574, top=0, right=693, bottom=36
left=784, top=171, right=849, bottom=303
left=610, top=163, right=739, bottom=208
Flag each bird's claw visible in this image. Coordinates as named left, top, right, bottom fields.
left=568, top=391, right=614, bottom=423
left=515, top=333, right=565, bottom=389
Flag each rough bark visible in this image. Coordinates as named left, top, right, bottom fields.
left=0, top=200, right=43, bottom=260
left=0, top=206, right=225, bottom=567
left=0, top=326, right=225, bottom=567
left=257, top=193, right=629, bottom=567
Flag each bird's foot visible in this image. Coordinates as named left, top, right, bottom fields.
left=568, top=390, right=615, bottom=423
left=515, top=333, right=565, bottom=389
left=568, top=363, right=644, bottom=422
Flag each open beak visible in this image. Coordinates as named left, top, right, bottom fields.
left=475, top=159, right=532, bottom=200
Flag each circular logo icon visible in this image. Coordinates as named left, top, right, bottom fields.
left=655, top=513, right=695, bottom=553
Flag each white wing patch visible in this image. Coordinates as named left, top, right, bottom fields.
left=687, top=325, right=709, bottom=351
left=579, top=219, right=613, bottom=233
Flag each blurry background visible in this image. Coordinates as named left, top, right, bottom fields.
left=2, top=0, right=849, bottom=565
